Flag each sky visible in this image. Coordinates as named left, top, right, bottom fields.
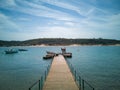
left=0, top=0, right=120, bottom=41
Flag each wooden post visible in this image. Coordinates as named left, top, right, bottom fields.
left=79, top=76, right=81, bottom=90
left=41, top=76, right=43, bottom=90
left=75, top=70, right=76, bottom=81
left=82, top=79, right=84, bottom=90
left=45, top=71, right=47, bottom=80
left=47, top=65, right=49, bottom=74
left=39, top=80, right=40, bottom=90
left=72, top=67, right=74, bottom=75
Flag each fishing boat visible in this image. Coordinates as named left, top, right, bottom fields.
left=46, top=51, right=56, bottom=54
left=43, top=55, right=54, bottom=59
left=43, top=51, right=56, bottom=59
left=43, top=48, right=72, bottom=60
left=63, top=53, right=72, bottom=58
left=61, top=48, right=72, bottom=57
left=5, top=49, right=18, bottom=54
left=18, top=49, right=28, bottom=51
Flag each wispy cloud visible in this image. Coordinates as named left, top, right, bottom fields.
left=0, top=13, right=20, bottom=32
left=0, top=0, right=76, bottom=21
left=0, top=0, right=120, bottom=40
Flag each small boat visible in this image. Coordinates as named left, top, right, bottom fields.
left=43, top=55, right=53, bottom=59
left=43, top=48, right=72, bottom=60
left=63, top=53, right=72, bottom=58
left=43, top=51, right=56, bottom=59
left=5, top=49, right=18, bottom=54
left=43, top=53, right=55, bottom=59
left=18, top=49, right=28, bottom=51
left=61, top=48, right=72, bottom=58
left=46, top=51, right=55, bottom=54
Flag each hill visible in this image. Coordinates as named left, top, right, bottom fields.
left=0, top=38, right=120, bottom=46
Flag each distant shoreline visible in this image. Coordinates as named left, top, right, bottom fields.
left=0, top=38, right=120, bottom=47
left=30, top=44, right=120, bottom=47
left=1, top=44, right=120, bottom=47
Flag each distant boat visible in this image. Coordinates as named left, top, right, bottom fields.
left=5, top=49, right=18, bottom=54
left=43, top=55, right=54, bottom=59
left=43, top=51, right=56, bottom=59
left=46, top=51, right=56, bottom=54
left=18, top=49, right=28, bottom=51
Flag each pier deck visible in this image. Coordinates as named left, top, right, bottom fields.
left=43, top=55, right=79, bottom=90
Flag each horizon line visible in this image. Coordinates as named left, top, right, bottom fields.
left=0, top=37, right=120, bottom=41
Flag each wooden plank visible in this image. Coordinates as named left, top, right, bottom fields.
left=43, top=55, right=79, bottom=90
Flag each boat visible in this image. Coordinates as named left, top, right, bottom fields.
left=43, top=55, right=54, bottom=59
left=43, top=48, right=72, bottom=60
left=5, top=49, right=18, bottom=54
left=63, top=53, right=72, bottom=58
left=61, top=48, right=72, bottom=57
left=18, top=49, right=28, bottom=51
left=46, top=51, right=56, bottom=54
left=43, top=51, right=56, bottom=59
left=43, top=54, right=55, bottom=59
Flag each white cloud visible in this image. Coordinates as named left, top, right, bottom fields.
left=0, top=0, right=16, bottom=7
left=0, top=0, right=120, bottom=40
left=108, top=13, right=120, bottom=26
left=27, top=26, right=95, bottom=39
left=0, top=13, right=20, bottom=32
left=7, top=0, right=16, bottom=5
left=40, top=0, right=109, bottom=17
left=18, top=18, right=31, bottom=21
left=0, top=0, right=76, bottom=21
left=64, top=22, right=75, bottom=26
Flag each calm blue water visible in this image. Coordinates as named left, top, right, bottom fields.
left=0, top=46, right=120, bottom=90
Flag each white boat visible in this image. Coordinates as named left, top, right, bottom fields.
left=5, top=49, right=18, bottom=54
left=18, top=49, right=28, bottom=51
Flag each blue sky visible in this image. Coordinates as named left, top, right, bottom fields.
left=0, top=0, right=120, bottom=40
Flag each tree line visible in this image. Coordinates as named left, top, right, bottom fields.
left=0, top=38, right=120, bottom=46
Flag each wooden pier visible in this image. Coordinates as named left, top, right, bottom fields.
left=29, top=48, right=95, bottom=90
left=43, top=55, right=79, bottom=90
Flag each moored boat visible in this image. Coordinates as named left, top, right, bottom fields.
left=43, top=55, right=53, bottom=59
left=63, top=53, right=72, bottom=58
left=43, top=48, right=72, bottom=60
left=46, top=51, right=55, bottom=54
left=18, top=49, right=28, bottom=51
left=5, top=49, right=18, bottom=54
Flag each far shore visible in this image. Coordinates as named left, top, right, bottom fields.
left=31, top=44, right=120, bottom=47
left=1, top=38, right=120, bottom=47
left=0, top=44, right=120, bottom=47
left=2, top=44, right=120, bottom=47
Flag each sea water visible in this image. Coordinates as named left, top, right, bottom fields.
left=0, top=46, right=120, bottom=90
left=66, top=46, right=120, bottom=90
